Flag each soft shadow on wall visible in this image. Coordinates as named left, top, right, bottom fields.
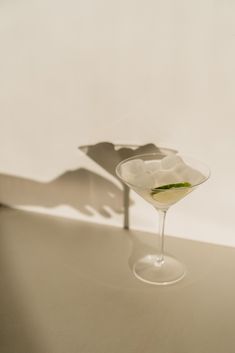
left=0, top=142, right=175, bottom=227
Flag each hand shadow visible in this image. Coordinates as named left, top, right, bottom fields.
left=0, top=168, right=124, bottom=218
left=0, top=142, right=176, bottom=223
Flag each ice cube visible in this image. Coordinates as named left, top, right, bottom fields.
left=120, top=159, right=148, bottom=185
left=152, top=170, right=182, bottom=188
left=145, top=160, right=161, bottom=174
left=132, top=173, right=155, bottom=188
left=121, top=159, right=145, bottom=176
left=120, top=159, right=157, bottom=187
left=161, top=155, right=184, bottom=170
left=175, top=164, right=204, bottom=185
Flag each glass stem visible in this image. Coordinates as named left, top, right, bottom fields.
left=157, top=209, right=167, bottom=264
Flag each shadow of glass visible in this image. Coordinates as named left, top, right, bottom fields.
left=79, top=142, right=165, bottom=176
left=0, top=142, right=177, bottom=226
left=0, top=142, right=176, bottom=224
left=0, top=168, right=124, bottom=218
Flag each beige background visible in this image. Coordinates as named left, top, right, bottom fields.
left=1, top=0, right=235, bottom=245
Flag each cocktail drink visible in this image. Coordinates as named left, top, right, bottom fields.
left=116, top=153, right=210, bottom=285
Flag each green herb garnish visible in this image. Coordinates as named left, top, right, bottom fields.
left=151, top=182, right=192, bottom=195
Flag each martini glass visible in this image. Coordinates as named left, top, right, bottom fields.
left=116, top=152, right=210, bottom=285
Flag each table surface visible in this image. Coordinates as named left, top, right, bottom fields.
left=0, top=206, right=234, bottom=353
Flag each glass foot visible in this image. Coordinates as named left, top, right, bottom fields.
left=133, top=254, right=185, bottom=285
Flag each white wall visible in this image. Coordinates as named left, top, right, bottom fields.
left=1, top=0, right=235, bottom=246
